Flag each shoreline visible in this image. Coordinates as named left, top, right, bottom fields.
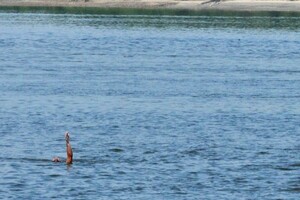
left=0, top=0, right=300, bottom=13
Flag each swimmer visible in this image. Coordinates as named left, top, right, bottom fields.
left=52, top=131, right=73, bottom=164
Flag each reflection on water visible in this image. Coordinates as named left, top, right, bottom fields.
left=0, top=12, right=299, bottom=199
left=2, top=5, right=300, bottom=18
left=1, top=11, right=300, bottom=30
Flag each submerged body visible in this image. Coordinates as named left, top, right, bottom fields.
left=52, top=132, right=73, bottom=164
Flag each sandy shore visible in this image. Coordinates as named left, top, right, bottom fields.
left=0, top=0, right=300, bottom=12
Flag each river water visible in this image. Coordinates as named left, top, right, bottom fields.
left=0, top=12, right=299, bottom=199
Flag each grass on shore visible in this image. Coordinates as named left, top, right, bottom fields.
left=1, top=5, right=300, bottom=17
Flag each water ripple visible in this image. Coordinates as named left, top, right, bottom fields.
left=0, top=12, right=299, bottom=200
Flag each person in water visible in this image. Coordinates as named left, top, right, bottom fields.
left=52, top=131, right=73, bottom=164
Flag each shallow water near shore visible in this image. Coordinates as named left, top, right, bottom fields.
left=0, top=13, right=299, bottom=199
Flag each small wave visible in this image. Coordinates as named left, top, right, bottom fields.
left=289, top=162, right=300, bottom=167
left=49, top=174, right=62, bottom=177
left=0, top=157, right=110, bottom=165
left=0, top=157, right=51, bottom=163
left=274, top=163, right=300, bottom=171
left=74, top=158, right=110, bottom=165
left=274, top=166, right=295, bottom=171
left=170, top=186, right=187, bottom=194
left=135, top=186, right=144, bottom=191
left=181, top=147, right=206, bottom=156
left=288, top=187, right=300, bottom=193
left=256, top=151, right=270, bottom=155
left=281, top=187, right=300, bottom=193
left=117, top=171, right=126, bottom=175
left=109, top=148, right=124, bottom=153
left=143, top=150, right=157, bottom=154
left=22, top=158, right=51, bottom=162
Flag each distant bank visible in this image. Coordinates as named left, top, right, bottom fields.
left=1, top=0, right=300, bottom=13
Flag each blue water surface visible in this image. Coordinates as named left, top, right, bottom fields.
left=0, top=13, right=299, bottom=199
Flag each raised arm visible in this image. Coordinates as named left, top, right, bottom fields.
left=65, top=132, right=73, bottom=164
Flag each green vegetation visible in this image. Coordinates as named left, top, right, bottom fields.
left=1, top=6, right=300, bottom=17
